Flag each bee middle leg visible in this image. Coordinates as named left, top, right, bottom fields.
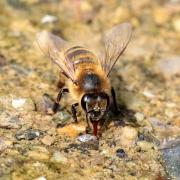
left=53, top=88, right=69, bottom=113
left=111, top=87, right=120, bottom=114
left=71, top=103, right=79, bottom=123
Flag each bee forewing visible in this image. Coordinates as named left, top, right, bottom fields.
left=36, top=31, right=67, bottom=55
left=36, top=31, right=77, bottom=84
left=99, top=23, right=132, bottom=77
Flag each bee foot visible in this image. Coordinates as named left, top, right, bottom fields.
left=85, top=126, right=92, bottom=134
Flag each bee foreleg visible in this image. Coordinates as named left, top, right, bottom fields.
left=53, top=88, right=69, bottom=113
left=85, top=113, right=91, bottom=133
left=71, top=103, right=78, bottom=123
left=111, top=87, right=120, bottom=114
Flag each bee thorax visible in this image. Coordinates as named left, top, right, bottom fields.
left=79, top=73, right=101, bottom=92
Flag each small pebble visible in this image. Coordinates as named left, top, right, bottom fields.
left=138, top=132, right=146, bottom=141
left=0, top=112, right=21, bottom=129
left=53, top=111, right=71, bottom=125
left=137, top=132, right=160, bottom=146
left=134, top=112, right=144, bottom=122
left=142, top=90, right=155, bottom=99
left=165, top=102, right=176, bottom=108
left=12, top=99, right=26, bottom=109
left=41, top=14, right=57, bottom=24
left=116, top=148, right=127, bottom=158
left=15, top=129, right=43, bottom=140
left=112, top=7, right=132, bottom=24
left=153, top=7, right=170, bottom=25
left=51, top=151, right=68, bottom=164
left=158, top=56, right=180, bottom=78
left=27, top=146, right=50, bottom=160
left=80, top=1, right=93, bottom=12
left=11, top=98, right=35, bottom=111
left=120, top=126, right=138, bottom=146
left=41, top=135, right=54, bottom=146
left=77, top=134, right=97, bottom=143
left=165, top=109, right=174, bottom=118
left=28, top=151, right=49, bottom=160
left=57, top=123, right=86, bottom=137
left=35, top=94, right=54, bottom=114
left=0, top=137, right=13, bottom=152
left=137, top=141, right=154, bottom=151
left=34, top=177, right=46, bottom=180
left=173, top=17, right=180, bottom=32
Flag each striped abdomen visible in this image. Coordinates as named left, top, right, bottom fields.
left=65, top=46, right=98, bottom=68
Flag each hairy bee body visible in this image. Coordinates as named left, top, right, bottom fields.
left=65, top=46, right=110, bottom=102
left=36, top=23, right=132, bottom=136
left=65, top=46, right=97, bottom=65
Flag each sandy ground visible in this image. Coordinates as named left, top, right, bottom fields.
left=0, top=0, right=180, bottom=179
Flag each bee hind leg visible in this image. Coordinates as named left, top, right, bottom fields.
left=111, top=87, right=120, bottom=114
left=53, top=88, right=69, bottom=113
left=71, top=103, right=79, bottom=123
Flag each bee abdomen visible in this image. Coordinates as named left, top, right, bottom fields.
left=65, top=46, right=97, bottom=65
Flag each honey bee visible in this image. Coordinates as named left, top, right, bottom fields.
left=36, top=23, right=132, bottom=136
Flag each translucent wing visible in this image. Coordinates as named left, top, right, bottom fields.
left=99, top=23, right=132, bottom=77
left=36, top=31, right=77, bottom=85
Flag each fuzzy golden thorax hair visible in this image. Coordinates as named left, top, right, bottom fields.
left=67, top=63, right=110, bottom=102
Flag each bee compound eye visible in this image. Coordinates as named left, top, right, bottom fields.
left=81, top=94, right=94, bottom=111
left=81, top=95, right=88, bottom=110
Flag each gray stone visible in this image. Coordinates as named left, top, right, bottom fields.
left=0, top=112, right=21, bottom=129
left=158, top=56, right=180, bottom=78
left=15, top=129, right=43, bottom=140
left=77, top=134, right=97, bottom=143
left=161, top=139, right=180, bottom=179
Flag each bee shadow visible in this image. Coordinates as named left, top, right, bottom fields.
left=99, top=71, right=139, bottom=132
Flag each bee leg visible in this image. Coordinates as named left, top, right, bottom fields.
left=85, top=113, right=91, bottom=133
left=71, top=103, right=78, bottom=123
left=53, top=88, right=69, bottom=113
left=111, top=87, right=120, bottom=114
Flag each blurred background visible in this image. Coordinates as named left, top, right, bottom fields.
left=0, top=0, right=180, bottom=179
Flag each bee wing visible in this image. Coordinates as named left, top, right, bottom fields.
left=99, top=23, right=132, bottom=77
left=36, top=31, right=77, bottom=85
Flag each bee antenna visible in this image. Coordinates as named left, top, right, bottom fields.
left=74, top=80, right=78, bottom=86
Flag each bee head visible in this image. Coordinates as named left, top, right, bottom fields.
left=81, top=92, right=109, bottom=123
